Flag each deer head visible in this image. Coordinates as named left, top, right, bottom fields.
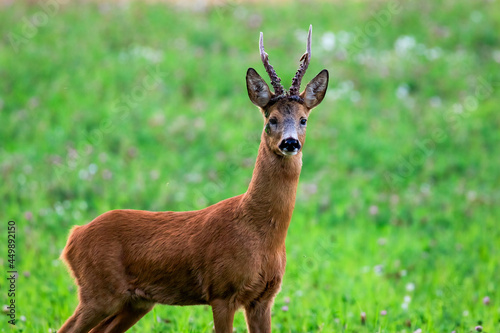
left=246, top=25, right=329, bottom=157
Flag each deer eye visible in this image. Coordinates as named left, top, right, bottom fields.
left=300, top=118, right=307, bottom=125
left=269, top=118, right=278, bottom=125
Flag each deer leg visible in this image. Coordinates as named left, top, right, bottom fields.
left=89, top=302, right=154, bottom=333
left=244, top=301, right=272, bottom=333
left=58, top=303, right=111, bottom=333
left=211, top=299, right=236, bottom=333
left=87, top=314, right=117, bottom=333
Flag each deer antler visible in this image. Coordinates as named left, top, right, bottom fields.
left=288, top=25, right=312, bottom=96
left=260, top=32, right=285, bottom=96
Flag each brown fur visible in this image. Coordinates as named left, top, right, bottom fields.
left=59, top=69, right=328, bottom=333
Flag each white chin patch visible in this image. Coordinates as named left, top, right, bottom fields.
left=282, top=150, right=298, bottom=156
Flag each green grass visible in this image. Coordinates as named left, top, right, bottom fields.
left=1, top=0, right=500, bottom=332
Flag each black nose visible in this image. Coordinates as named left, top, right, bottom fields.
left=279, top=138, right=301, bottom=153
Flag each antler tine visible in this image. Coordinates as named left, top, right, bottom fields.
left=306, top=24, right=312, bottom=57
left=259, top=32, right=285, bottom=96
left=289, top=25, right=312, bottom=96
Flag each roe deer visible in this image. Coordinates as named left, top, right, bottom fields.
left=59, top=25, right=328, bottom=333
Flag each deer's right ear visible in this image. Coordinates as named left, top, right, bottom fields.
left=246, top=68, right=272, bottom=108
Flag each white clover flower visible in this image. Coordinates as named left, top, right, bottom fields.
left=394, top=36, right=416, bottom=56
left=321, top=32, right=336, bottom=51
left=406, top=282, right=415, bottom=292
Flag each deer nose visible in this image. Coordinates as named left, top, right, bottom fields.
left=279, top=138, right=301, bottom=154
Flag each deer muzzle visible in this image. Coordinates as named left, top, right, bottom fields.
left=279, top=138, right=301, bottom=155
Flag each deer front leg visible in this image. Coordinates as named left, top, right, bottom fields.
left=211, top=299, right=236, bottom=333
left=244, top=301, right=272, bottom=333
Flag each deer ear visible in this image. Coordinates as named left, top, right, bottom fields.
left=300, top=69, right=329, bottom=109
left=246, top=68, right=272, bottom=108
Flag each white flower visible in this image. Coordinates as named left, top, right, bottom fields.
left=429, top=96, right=442, bottom=108
left=420, top=183, right=431, bottom=195
left=425, top=47, right=442, bottom=60
left=394, top=36, right=416, bottom=56
left=88, top=163, right=98, bottom=175
left=131, top=46, right=164, bottom=64
left=350, top=91, right=361, bottom=103
left=321, top=32, right=336, bottom=51
left=470, top=11, right=483, bottom=23
left=78, top=169, right=90, bottom=180
left=396, top=84, right=409, bottom=99
left=374, top=265, right=384, bottom=275
left=337, top=31, right=352, bottom=45
left=493, top=50, right=500, bottom=63
left=467, top=191, right=477, bottom=202
left=406, top=282, right=415, bottom=291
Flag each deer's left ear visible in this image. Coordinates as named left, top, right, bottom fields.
left=300, top=69, right=329, bottom=109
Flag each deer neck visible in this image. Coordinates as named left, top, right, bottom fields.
left=241, top=132, right=302, bottom=248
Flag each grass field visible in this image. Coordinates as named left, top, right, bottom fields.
left=1, top=0, right=500, bottom=332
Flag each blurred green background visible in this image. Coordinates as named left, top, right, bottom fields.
left=1, top=0, right=499, bottom=332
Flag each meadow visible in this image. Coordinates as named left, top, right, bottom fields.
left=1, top=0, right=500, bottom=332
